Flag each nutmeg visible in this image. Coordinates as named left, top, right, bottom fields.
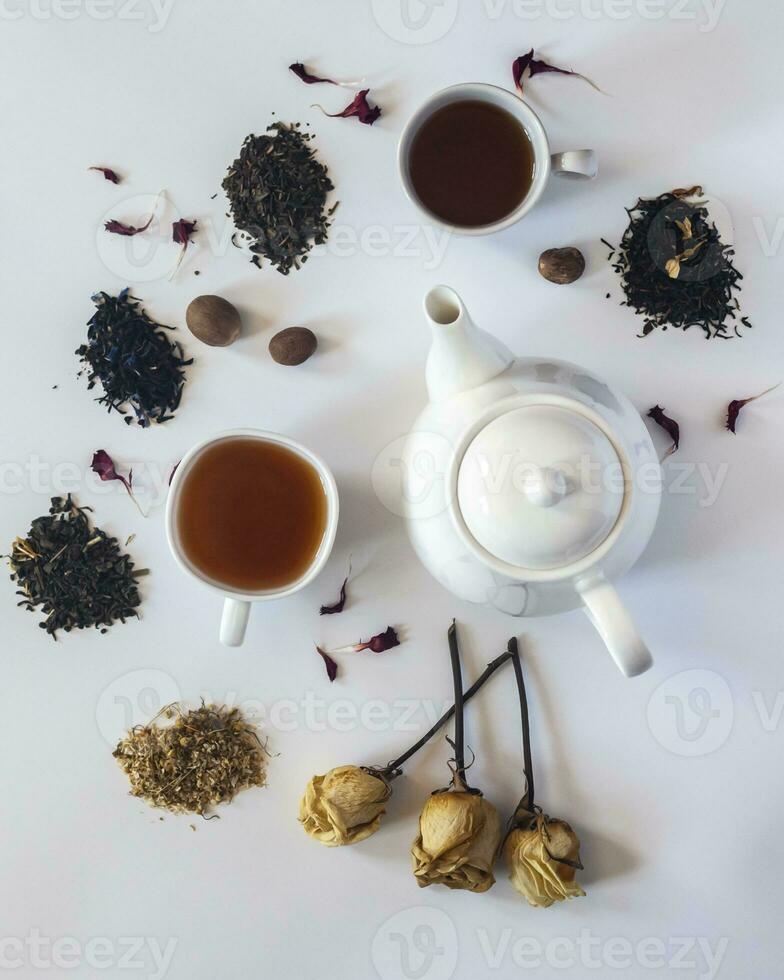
left=538, top=247, right=585, bottom=285
left=186, top=295, right=241, bottom=347
left=269, top=327, right=317, bottom=366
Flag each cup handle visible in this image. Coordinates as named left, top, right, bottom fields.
left=220, top=598, right=251, bottom=647
left=578, top=577, right=652, bottom=677
left=550, top=149, right=597, bottom=180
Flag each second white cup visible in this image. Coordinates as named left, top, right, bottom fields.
left=398, top=82, right=597, bottom=236
left=165, top=428, right=339, bottom=647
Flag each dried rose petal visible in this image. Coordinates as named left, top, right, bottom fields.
left=356, top=627, right=399, bottom=653
left=320, top=561, right=351, bottom=615
left=319, top=627, right=401, bottom=658
left=105, top=217, right=154, bottom=237
left=172, top=218, right=197, bottom=245
left=513, top=49, right=600, bottom=97
left=168, top=461, right=180, bottom=486
left=91, top=449, right=133, bottom=494
left=647, top=406, right=680, bottom=458
left=105, top=191, right=162, bottom=237
left=726, top=384, right=781, bottom=433
left=316, top=646, right=339, bottom=682
left=315, top=89, right=381, bottom=126
left=289, top=62, right=338, bottom=85
left=320, top=578, right=347, bottom=615
left=91, top=450, right=147, bottom=516
left=89, top=166, right=122, bottom=184
left=169, top=219, right=198, bottom=280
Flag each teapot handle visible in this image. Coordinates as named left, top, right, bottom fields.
left=578, top=577, right=652, bottom=677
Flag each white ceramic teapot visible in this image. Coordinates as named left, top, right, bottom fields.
left=402, top=286, right=661, bottom=677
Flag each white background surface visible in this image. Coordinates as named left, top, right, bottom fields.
left=2, top=2, right=783, bottom=978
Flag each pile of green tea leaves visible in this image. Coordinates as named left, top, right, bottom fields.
left=76, top=289, right=192, bottom=426
left=7, top=495, right=144, bottom=639
left=113, top=702, right=268, bottom=817
left=223, top=121, right=336, bottom=275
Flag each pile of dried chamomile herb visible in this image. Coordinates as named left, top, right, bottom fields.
left=7, top=495, right=145, bottom=638
left=223, top=121, right=336, bottom=274
left=113, top=703, right=267, bottom=817
left=76, top=289, right=192, bottom=426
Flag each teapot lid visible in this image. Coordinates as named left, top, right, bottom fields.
left=456, top=404, right=625, bottom=570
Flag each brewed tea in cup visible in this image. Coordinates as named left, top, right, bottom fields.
left=398, top=83, right=597, bottom=235
left=166, top=429, right=338, bottom=646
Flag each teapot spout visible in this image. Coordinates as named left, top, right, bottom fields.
left=424, top=286, right=514, bottom=402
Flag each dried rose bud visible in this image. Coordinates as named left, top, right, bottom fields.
left=299, top=765, right=391, bottom=846
left=411, top=786, right=501, bottom=893
left=503, top=808, right=585, bottom=907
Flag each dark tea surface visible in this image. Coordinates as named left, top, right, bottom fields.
left=177, top=438, right=327, bottom=592
left=408, top=100, right=534, bottom=227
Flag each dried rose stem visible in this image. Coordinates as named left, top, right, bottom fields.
left=508, top=636, right=535, bottom=811
left=448, top=620, right=468, bottom=786
left=383, top=649, right=512, bottom=775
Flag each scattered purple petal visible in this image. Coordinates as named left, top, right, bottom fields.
left=289, top=61, right=364, bottom=87
left=313, top=89, right=381, bottom=125
left=316, top=646, right=339, bottom=682
left=105, top=217, right=154, bottom=237
left=320, top=560, right=351, bottom=615
left=105, top=191, right=162, bottom=237
left=172, top=218, right=197, bottom=245
left=647, top=406, right=680, bottom=458
left=513, top=49, right=600, bottom=96
left=168, top=461, right=180, bottom=486
left=169, top=219, right=198, bottom=279
left=290, top=62, right=338, bottom=85
left=319, top=626, right=401, bottom=657
left=91, top=449, right=132, bottom=494
left=356, top=627, right=400, bottom=654
left=89, top=166, right=122, bottom=184
left=726, top=383, right=781, bottom=433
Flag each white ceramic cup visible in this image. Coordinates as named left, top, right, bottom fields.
left=166, top=428, right=339, bottom=647
left=398, top=82, right=597, bottom=235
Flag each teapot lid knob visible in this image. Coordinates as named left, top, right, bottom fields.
left=521, top=466, right=570, bottom=508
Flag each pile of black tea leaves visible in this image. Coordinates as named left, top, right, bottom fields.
left=113, top=702, right=268, bottom=817
left=7, top=495, right=145, bottom=638
left=606, top=186, right=749, bottom=338
left=76, top=289, right=192, bottom=426
left=223, top=121, right=336, bottom=275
